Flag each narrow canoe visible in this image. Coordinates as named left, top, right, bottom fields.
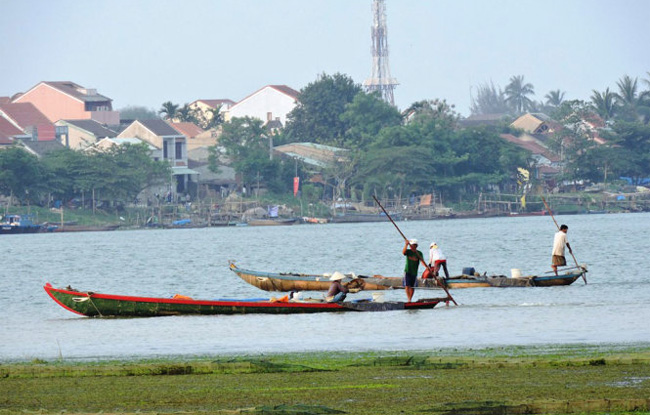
left=43, top=283, right=446, bottom=317
left=229, top=263, right=586, bottom=291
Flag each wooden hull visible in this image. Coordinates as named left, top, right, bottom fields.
left=229, top=263, right=418, bottom=291
left=229, top=263, right=585, bottom=291
left=247, top=218, right=299, bottom=226
left=44, top=283, right=444, bottom=317
left=0, top=225, right=43, bottom=234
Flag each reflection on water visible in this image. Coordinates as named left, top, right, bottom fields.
left=1, top=212, right=649, bottom=361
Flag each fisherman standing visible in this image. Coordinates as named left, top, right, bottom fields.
left=551, top=224, right=572, bottom=276
left=402, top=239, right=422, bottom=302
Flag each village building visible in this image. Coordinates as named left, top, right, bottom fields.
left=0, top=102, right=56, bottom=141
left=11, top=81, right=119, bottom=125
left=55, top=119, right=118, bottom=150
left=227, top=85, right=299, bottom=127
left=118, top=119, right=198, bottom=197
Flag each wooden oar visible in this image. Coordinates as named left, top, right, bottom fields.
left=372, top=195, right=458, bottom=305
left=541, top=196, right=587, bottom=284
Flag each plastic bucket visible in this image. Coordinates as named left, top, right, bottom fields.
left=462, top=267, right=475, bottom=276
left=511, top=268, right=522, bottom=278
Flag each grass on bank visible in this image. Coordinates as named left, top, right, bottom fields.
left=1, top=346, right=650, bottom=415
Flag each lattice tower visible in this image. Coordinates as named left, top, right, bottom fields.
left=363, top=0, right=398, bottom=106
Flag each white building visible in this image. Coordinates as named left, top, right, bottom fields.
left=227, top=85, right=299, bottom=126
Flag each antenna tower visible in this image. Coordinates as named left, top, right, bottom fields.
left=363, top=0, right=398, bottom=106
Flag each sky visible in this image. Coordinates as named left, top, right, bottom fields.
left=1, top=0, right=649, bottom=117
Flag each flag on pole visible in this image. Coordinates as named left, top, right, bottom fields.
left=293, top=177, right=300, bottom=197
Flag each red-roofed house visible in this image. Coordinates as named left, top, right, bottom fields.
left=12, top=81, right=119, bottom=124
left=227, top=85, right=299, bottom=126
left=500, top=133, right=561, bottom=180
left=0, top=102, right=56, bottom=141
left=170, top=122, right=221, bottom=156
left=0, top=116, right=25, bottom=142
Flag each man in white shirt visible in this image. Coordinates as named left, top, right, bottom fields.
left=428, top=242, right=450, bottom=279
left=552, top=224, right=572, bottom=275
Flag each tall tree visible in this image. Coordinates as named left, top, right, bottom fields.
left=340, top=91, right=402, bottom=149
left=545, top=90, right=566, bottom=107
left=504, top=75, right=535, bottom=114
left=283, top=73, right=362, bottom=144
left=614, top=75, right=650, bottom=122
left=175, top=104, right=198, bottom=123
left=0, top=147, right=45, bottom=204
left=590, top=88, right=618, bottom=121
left=210, top=117, right=291, bottom=193
left=470, top=81, right=510, bottom=115
left=607, top=121, right=650, bottom=184
left=118, top=106, right=159, bottom=120
left=203, top=105, right=224, bottom=129
left=159, top=101, right=179, bottom=120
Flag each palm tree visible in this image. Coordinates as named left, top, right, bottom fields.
left=159, top=101, right=179, bottom=120
left=615, top=75, right=640, bottom=106
left=545, top=89, right=566, bottom=107
left=615, top=75, right=650, bottom=122
left=590, top=88, right=617, bottom=121
left=175, top=104, right=196, bottom=123
left=504, top=75, right=535, bottom=114
left=469, top=81, right=509, bottom=115
left=205, top=105, right=225, bottom=129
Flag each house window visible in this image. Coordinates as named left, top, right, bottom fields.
left=175, top=141, right=183, bottom=159
left=56, top=125, right=68, bottom=146
left=163, top=141, right=168, bottom=159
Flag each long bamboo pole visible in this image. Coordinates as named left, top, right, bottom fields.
left=372, top=195, right=458, bottom=305
left=541, top=196, right=587, bottom=284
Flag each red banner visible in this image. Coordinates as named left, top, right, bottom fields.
left=293, top=177, right=299, bottom=197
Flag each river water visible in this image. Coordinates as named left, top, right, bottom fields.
left=1, top=212, right=649, bottom=362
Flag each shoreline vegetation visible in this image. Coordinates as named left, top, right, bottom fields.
left=4, top=189, right=650, bottom=232
left=2, top=344, right=649, bottom=414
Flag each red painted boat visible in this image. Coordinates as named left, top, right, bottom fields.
left=44, top=283, right=447, bottom=317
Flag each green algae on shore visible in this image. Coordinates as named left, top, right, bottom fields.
left=1, top=345, right=650, bottom=414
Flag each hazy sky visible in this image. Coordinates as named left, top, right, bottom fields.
left=1, top=0, right=649, bottom=116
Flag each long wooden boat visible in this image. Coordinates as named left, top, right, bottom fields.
left=43, top=283, right=446, bottom=317
left=229, top=263, right=586, bottom=291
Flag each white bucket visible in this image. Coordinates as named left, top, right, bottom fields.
left=372, top=292, right=385, bottom=303
left=511, top=268, right=522, bottom=278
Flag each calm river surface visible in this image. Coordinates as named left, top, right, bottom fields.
left=1, top=212, right=649, bottom=362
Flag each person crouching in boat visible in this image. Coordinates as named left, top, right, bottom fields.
left=326, top=272, right=349, bottom=302
left=428, top=242, right=450, bottom=279
left=325, top=272, right=364, bottom=302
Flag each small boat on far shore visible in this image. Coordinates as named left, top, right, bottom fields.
left=43, top=283, right=447, bottom=317
left=247, top=218, right=300, bottom=226
left=0, top=214, right=48, bottom=234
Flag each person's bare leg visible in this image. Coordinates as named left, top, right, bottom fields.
left=405, top=287, right=414, bottom=302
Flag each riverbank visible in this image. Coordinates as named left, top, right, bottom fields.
left=2, top=344, right=649, bottom=415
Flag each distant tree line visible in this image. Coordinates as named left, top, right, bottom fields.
left=211, top=71, right=650, bottom=203
left=0, top=144, right=169, bottom=209
left=209, top=73, right=530, bottom=203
